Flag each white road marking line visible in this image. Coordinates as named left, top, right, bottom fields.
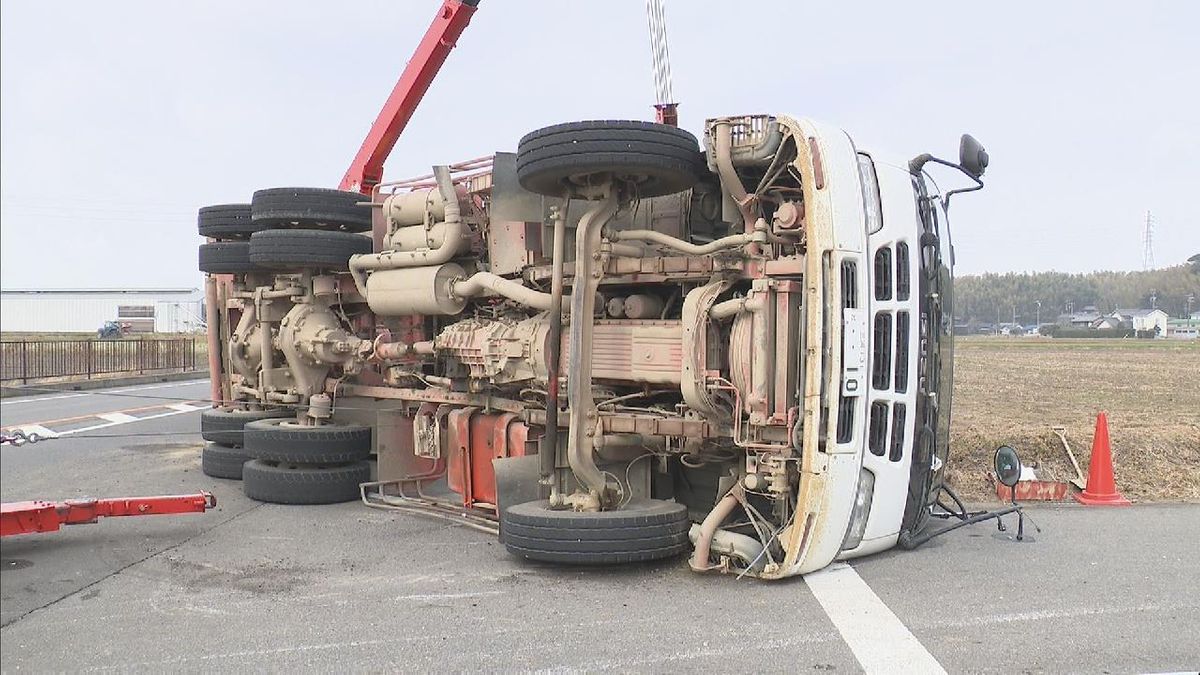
left=10, top=424, right=61, bottom=439
left=564, top=633, right=841, bottom=671
left=104, top=380, right=209, bottom=394
left=945, top=602, right=1178, bottom=627
left=3, top=407, right=203, bottom=443
left=84, top=616, right=665, bottom=671
left=167, top=403, right=203, bottom=412
left=805, top=562, right=947, bottom=675
left=58, top=407, right=202, bottom=436
left=2, top=379, right=208, bottom=406
left=97, top=412, right=138, bottom=423
left=392, top=590, right=504, bottom=601
left=0, top=392, right=89, bottom=405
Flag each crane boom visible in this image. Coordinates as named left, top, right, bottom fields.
left=339, top=0, right=480, bottom=194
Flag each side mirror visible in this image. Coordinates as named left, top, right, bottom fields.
left=993, top=444, right=1038, bottom=542
left=993, top=445, right=1022, bottom=488
left=959, top=134, right=989, bottom=179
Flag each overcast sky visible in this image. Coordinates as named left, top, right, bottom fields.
left=2, top=1, right=1197, bottom=289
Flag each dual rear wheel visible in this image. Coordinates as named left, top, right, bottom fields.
left=199, top=408, right=371, bottom=505
left=197, top=188, right=372, bottom=274
left=241, top=420, right=371, bottom=505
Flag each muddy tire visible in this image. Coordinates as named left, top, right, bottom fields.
left=248, top=229, right=372, bottom=271
left=200, top=406, right=293, bottom=447
left=199, top=241, right=258, bottom=274
left=516, top=120, right=701, bottom=198
left=501, top=499, right=691, bottom=565
left=201, top=442, right=250, bottom=480
left=244, top=419, right=371, bottom=464
left=242, top=460, right=370, bottom=505
left=198, top=203, right=262, bottom=240
left=250, top=187, right=372, bottom=232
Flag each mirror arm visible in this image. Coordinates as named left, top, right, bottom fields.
left=942, top=176, right=984, bottom=212
left=898, top=504, right=1022, bottom=549
left=909, top=155, right=960, bottom=175
left=908, top=154, right=985, bottom=212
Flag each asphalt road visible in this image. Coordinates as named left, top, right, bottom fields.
left=1, top=381, right=1197, bottom=673
left=0, top=379, right=211, bottom=428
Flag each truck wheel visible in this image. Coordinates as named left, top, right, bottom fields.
left=500, top=499, right=691, bottom=565
left=243, top=420, right=371, bottom=464
left=201, top=406, right=293, bottom=447
left=251, top=187, right=372, bottom=232
left=199, top=241, right=259, bottom=274
left=198, top=204, right=262, bottom=240
left=516, top=120, right=701, bottom=198
left=242, top=460, right=371, bottom=505
left=248, top=230, right=372, bottom=271
left=201, top=442, right=251, bottom=480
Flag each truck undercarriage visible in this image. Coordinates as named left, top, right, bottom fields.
left=198, top=108, right=991, bottom=578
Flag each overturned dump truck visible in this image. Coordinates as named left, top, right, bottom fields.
left=197, top=114, right=989, bottom=578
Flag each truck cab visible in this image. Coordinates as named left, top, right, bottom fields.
left=832, top=148, right=959, bottom=562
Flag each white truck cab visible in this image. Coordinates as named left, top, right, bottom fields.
left=759, top=119, right=984, bottom=576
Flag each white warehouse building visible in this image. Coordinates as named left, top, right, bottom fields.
left=0, top=288, right=205, bottom=334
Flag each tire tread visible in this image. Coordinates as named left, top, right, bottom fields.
left=242, top=460, right=370, bottom=505
left=248, top=229, right=372, bottom=270
left=201, top=442, right=250, bottom=480
left=251, top=187, right=372, bottom=232
left=244, top=420, right=371, bottom=464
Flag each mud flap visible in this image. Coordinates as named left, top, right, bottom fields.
left=493, top=455, right=542, bottom=544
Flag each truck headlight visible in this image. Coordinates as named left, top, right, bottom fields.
left=840, top=468, right=876, bottom=551
left=857, top=154, right=883, bottom=235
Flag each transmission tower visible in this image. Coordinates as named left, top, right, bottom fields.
left=1142, top=210, right=1155, bottom=270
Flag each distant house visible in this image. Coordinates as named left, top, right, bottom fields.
left=1090, top=316, right=1122, bottom=330
left=1167, top=322, right=1199, bottom=340
left=1110, top=308, right=1169, bottom=334
left=1057, top=311, right=1102, bottom=328
left=1167, top=314, right=1200, bottom=340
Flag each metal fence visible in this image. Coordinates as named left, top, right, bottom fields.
left=0, top=339, right=198, bottom=383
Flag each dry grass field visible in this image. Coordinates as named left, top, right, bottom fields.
left=948, top=337, right=1200, bottom=502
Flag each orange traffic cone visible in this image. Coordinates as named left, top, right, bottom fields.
left=1074, top=412, right=1130, bottom=506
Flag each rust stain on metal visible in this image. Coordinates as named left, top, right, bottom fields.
left=808, top=136, right=825, bottom=190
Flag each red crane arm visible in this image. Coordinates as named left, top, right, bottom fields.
left=339, top=0, right=480, bottom=194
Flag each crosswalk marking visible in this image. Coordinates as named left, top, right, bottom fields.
left=3, top=402, right=205, bottom=443
left=10, top=424, right=61, bottom=439
left=167, top=403, right=203, bottom=412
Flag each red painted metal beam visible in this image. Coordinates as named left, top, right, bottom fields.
left=1, top=492, right=216, bottom=537
left=654, top=103, right=679, bottom=127
left=339, top=0, right=480, bottom=194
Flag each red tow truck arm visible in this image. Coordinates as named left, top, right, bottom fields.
left=339, top=0, right=481, bottom=194
left=1, top=493, right=216, bottom=537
